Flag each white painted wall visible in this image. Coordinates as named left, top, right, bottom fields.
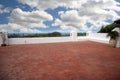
left=77, top=36, right=88, bottom=41
left=70, top=31, right=77, bottom=41
left=8, top=33, right=110, bottom=45
left=0, top=30, right=111, bottom=46
left=8, top=37, right=72, bottom=45
left=87, top=33, right=110, bottom=44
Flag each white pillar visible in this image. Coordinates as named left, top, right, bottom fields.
left=70, top=30, right=77, bottom=41
left=86, top=31, right=92, bottom=40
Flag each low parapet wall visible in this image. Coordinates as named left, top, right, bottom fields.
left=87, top=33, right=110, bottom=44
left=0, top=33, right=110, bottom=45
left=8, top=37, right=72, bottom=45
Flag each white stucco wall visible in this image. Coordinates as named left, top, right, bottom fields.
left=70, top=31, right=77, bottom=41
left=77, top=36, right=88, bottom=41
left=0, top=30, right=111, bottom=46
left=7, top=33, right=110, bottom=45
left=8, top=37, right=72, bottom=45
left=87, top=33, right=110, bottom=44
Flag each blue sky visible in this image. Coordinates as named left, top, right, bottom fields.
left=0, top=0, right=120, bottom=33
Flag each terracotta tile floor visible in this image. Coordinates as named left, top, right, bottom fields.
left=0, top=41, right=120, bottom=80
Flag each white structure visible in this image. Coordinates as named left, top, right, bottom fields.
left=8, top=37, right=71, bottom=45
left=70, top=30, right=77, bottom=41
left=0, top=30, right=114, bottom=47
left=0, top=31, right=8, bottom=46
left=87, top=33, right=110, bottom=44
left=112, top=27, right=120, bottom=48
left=7, top=33, right=110, bottom=45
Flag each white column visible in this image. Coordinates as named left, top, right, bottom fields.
left=70, top=30, right=77, bottom=41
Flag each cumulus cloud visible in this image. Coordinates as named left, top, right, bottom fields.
left=53, top=10, right=88, bottom=30
left=0, top=23, right=41, bottom=33
left=9, top=8, right=53, bottom=28
left=0, top=4, right=11, bottom=14
left=17, top=0, right=76, bottom=10
left=1, top=8, right=53, bottom=33
left=20, top=28, right=41, bottom=33
left=1, top=0, right=120, bottom=32
left=0, top=23, right=23, bottom=30
left=19, top=0, right=120, bottom=31
left=52, top=0, right=120, bottom=31
left=18, top=0, right=120, bottom=11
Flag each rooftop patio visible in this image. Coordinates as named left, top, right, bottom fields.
left=0, top=41, right=120, bottom=80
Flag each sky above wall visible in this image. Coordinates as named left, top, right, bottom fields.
left=0, top=0, right=120, bottom=33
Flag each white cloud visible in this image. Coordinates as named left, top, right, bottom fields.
left=0, top=8, right=53, bottom=33
left=18, top=0, right=87, bottom=10
left=18, top=0, right=61, bottom=10
left=9, top=8, right=53, bottom=28
left=0, top=23, right=41, bottom=33
left=0, top=4, right=11, bottom=14
left=78, top=0, right=120, bottom=19
left=52, top=0, right=120, bottom=32
left=0, top=23, right=23, bottom=31
left=1, top=0, right=120, bottom=33
left=17, top=0, right=120, bottom=11
left=19, top=0, right=120, bottom=32
left=20, top=28, right=41, bottom=33
left=53, top=10, right=89, bottom=30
